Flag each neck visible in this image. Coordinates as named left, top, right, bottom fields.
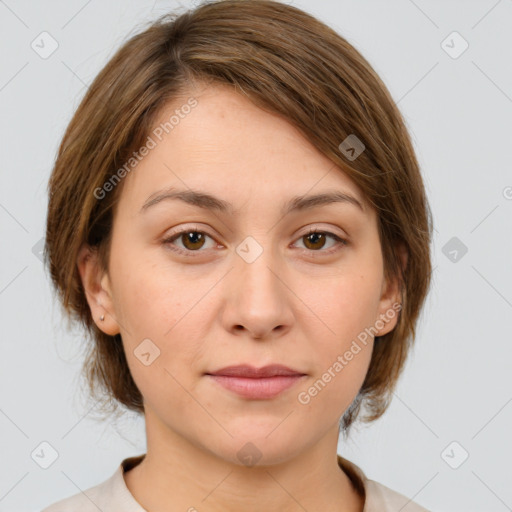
left=123, top=412, right=365, bottom=512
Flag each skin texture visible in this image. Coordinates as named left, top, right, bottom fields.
left=77, top=82, right=403, bottom=512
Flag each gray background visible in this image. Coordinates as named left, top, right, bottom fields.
left=1, top=0, right=511, bottom=510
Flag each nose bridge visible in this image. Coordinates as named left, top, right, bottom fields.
left=224, top=235, right=292, bottom=337
left=239, top=247, right=280, bottom=301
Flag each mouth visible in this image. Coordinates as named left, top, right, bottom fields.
left=205, top=364, right=307, bottom=399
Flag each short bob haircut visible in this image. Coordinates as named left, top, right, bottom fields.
left=44, top=0, right=432, bottom=438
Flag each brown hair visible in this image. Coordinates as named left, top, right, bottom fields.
left=44, top=0, right=432, bottom=437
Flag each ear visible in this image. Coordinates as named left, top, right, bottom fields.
left=374, top=243, right=408, bottom=337
left=76, top=244, right=120, bottom=336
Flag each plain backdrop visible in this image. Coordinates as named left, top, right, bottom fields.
left=1, top=1, right=511, bottom=511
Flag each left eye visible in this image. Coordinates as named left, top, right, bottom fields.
left=293, top=230, right=347, bottom=253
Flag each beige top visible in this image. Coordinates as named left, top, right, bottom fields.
left=41, top=454, right=431, bottom=511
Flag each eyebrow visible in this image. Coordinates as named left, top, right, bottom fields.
left=139, top=187, right=365, bottom=216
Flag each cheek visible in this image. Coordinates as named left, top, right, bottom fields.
left=110, top=246, right=197, bottom=336
left=294, top=269, right=380, bottom=403
left=295, top=330, right=371, bottom=424
left=110, top=252, right=213, bottom=388
left=303, top=270, right=382, bottom=349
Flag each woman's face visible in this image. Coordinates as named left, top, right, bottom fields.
left=80, top=83, right=401, bottom=465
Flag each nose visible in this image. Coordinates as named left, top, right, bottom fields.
left=221, top=245, right=294, bottom=340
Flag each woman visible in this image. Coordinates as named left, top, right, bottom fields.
left=42, top=0, right=433, bottom=510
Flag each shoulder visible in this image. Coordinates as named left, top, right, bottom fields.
left=364, top=478, right=431, bottom=512
left=41, top=478, right=112, bottom=511
left=40, top=471, right=118, bottom=512
left=337, top=455, right=431, bottom=512
left=40, top=455, right=146, bottom=512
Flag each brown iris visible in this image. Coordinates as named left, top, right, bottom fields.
left=302, top=232, right=327, bottom=250
left=180, top=231, right=206, bottom=250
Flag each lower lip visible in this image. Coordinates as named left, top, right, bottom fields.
left=207, top=374, right=305, bottom=399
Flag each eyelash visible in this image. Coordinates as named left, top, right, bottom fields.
left=162, top=225, right=347, bottom=258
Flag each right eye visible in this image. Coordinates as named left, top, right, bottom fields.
left=162, top=227, right=219, bottom=256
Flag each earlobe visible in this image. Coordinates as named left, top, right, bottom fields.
left=76, top=244, right=120, bottom=336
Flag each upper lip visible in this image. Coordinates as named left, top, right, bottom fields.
left=206, top=364, right=305, bottom=378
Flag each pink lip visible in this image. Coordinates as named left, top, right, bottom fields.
left=207, top=375, right=305, bottom=399
left=205, top=364, right=306, bottom=399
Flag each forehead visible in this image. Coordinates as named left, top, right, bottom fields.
left=117, top=83, right=369, bottom=216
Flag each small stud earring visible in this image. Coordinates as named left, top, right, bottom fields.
left=100, top=314, right=105, bottom=321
